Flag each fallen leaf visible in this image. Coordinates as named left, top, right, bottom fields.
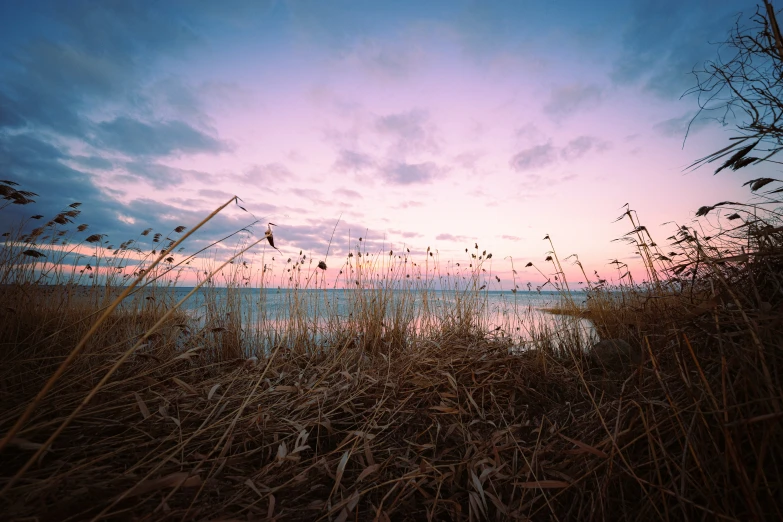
left=515, top=480, right=570, bottom=489
left=207, top=383, right=221, bottom=400
left=334, top=450, right=350, bottom=492
left=172, top=377, right=197, bottom=395
left=9, top=437, right=48, bottom=452
left=430, top=405, right=459, bottom=414
left=134, top=392, right=150, bottom=419
left=126, top=472, right=202, bottom=498
left=357, top=463, right=379, bottom=482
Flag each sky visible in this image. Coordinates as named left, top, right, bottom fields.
left=0, top=0, right=775, bottom=287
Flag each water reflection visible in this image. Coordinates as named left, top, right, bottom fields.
left=123, top=287, right=596, bottom=351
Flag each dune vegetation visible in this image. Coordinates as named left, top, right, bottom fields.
left=0, top=174, right=781, bottom=522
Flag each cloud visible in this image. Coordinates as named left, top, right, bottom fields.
left=339, top=37, right=425, bottom=79
left=544, top=84, right=603, bottom=119
left=0, top=133, right=157, bottom=243
left=329, top=111, right=442, bottom=181
left=436, top=233, right=471, bottom=242
left=453, top=152, right=483, bottom=172
left=71, top=155, right=114, bottom=170
left=150, top=76, right=211, bottom=124
left=514, top=124, right=547, bottom=144
left=333, top=150, right=376, bottom=172
left=380, top=161, right=441, bottom=185
left=516, top=170, right=581, bottom=195
left=560, top=136, right=610, bottom=161
left=653, top=111, right=714, bottom=138
left=123, top=162, right=212, bottom=187
left=291, top=188, right=324, bottom=201
left=95, top=117, right=226, bottom=157
left=0, top=92, right=26, bottom=128
left=501, top=235, right=521, bottom=241
left=1, top=41, right=131, bottom=137
left=198, top=188, right=235, bottom=200
left=0, top=2, right=201, bottom=137
left=1, top=134, right=87, bottom=204
left=375, top=109, right=439, bottom=156
left=388, top=228, right=422, bottom=238
left=509, top=143, right=558, bottom=172
left=510, top=135, right=610, bottom=173
left=252, top=218, right=398, bottom=258
left=241, top=163, right=295, bottom=185
left=612, top=1, right=743, bottom=98
left=105, top=196, right=263, bottom=249
left=0, top=1, right=231, bottom=250
left=334, top=188, right=363, bottom=199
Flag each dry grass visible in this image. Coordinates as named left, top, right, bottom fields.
left=0, top=188, right=781, bottom=521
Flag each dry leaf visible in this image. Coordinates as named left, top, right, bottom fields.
left=334, top=450, right=350, bottom=492
left=126, top=472, right=202, bottom=498
left=430, top=405, right=459, bottom=414
left=134, top=392, right=150, bottom=419
left=9, top=437, right=48, bottom=452
left=559, top=433, right=608, bottom=459
left=346, top=489, right=361, bottom=511
left=410, top=377, right=433, bottom=387
left=276, top=441, right=288, bottom=460
left=245, top=478, right=263, bottom=498
left=267, top=494, right=276, bottom=519
left=172, top=377, right=197, bottom=395
left=363, top=438, right=375, bottom=467
left=357, top=463, right=379, bottom=482
left=207, top=383, right=221, bottom=400
left=515, top=480, right=570, bottom=489
left=471, top=470, right=488, bottom=511
left=174, top=347, right=202, bottom=361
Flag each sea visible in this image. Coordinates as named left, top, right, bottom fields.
left=126, top=287, right=595, bottom=348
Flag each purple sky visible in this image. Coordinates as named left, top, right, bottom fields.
left=0, top=0, right=773, bottom=286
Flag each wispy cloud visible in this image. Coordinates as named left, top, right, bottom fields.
left=510, top=143, right=558, bottom=172
left=124, top=162, right=211, bottom=187
left=388, top=228, right=422, bottom=238
left=337, top=37, right=426, bottom=80
left=291, top=188, right=325, bottom=202
left=395, top=200, right=424, bottom=209
left=70, top=155, right=114, bottom=170
left=544, top=84, right=603, bottom=119
left=380, top=161, right=442, bottom=185
left=333, top=150, right=376, bottom=172
left=511, top=135, right=610, bottom=172
left=612, top=1, right=741, bottom=98
left=198, top=188, right=235, bottom=200
left=334, top=188, right=363, bottom=199
left=374, top=109, right=440, bottom=156
left=436, top=233, right=472, bottom=242
left=240, top=163, right=295, bottom=186
left=560, top=136, right=610, bottom=160
left=95, top=117, right=227, bottom=157
left=653, top=111, right=713, bottom=138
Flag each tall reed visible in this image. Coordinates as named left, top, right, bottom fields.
left=0, top=183, right=780, bottom=521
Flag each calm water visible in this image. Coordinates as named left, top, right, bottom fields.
left=125, top=287, right=594, bottom=347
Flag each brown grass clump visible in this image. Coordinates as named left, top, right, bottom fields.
left=0, top=188, right=782, bottom=521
